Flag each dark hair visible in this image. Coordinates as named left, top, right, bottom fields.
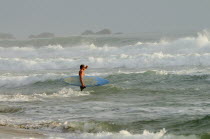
left=80, top=64, right=85, bottom=69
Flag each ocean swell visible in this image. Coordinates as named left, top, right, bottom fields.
left=0, top=32, right=210, bottom=71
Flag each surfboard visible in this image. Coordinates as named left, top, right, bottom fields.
left=63, top=76, right=109, bottom=87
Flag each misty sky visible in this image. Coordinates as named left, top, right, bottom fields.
left=0, top=0, right=210, bottom=38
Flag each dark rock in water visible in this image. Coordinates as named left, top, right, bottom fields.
left=81, top=30, right=95, bottom=35
left=95, top=29, right=112, bottom=35
left=29, top=32, right=55, bottom=39
left=81, top=29, right=112, bottom=35
left=114, top=32, right=123, bottom=35
left=0, top=33, right=15, bottom=40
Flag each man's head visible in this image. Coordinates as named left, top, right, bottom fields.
left=80, top=64, right=85, bottom=69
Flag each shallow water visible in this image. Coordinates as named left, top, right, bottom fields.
left=0, top=32, right=210, bottom=139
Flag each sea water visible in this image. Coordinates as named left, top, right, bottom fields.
left=0, top=31, right=210, bottom=139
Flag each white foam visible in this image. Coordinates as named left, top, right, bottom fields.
left=49, top=129, right=199, bottom=139
left=0, top=73, right=66, bottom=88
left=0, top=31, right=210, bottom=71
left=60, top=129, right=167, bottom=139
left=0, top=88, right=90, bottom=102
left=35, top=88, right=90, bottom=98
left=0, top=93, right=41, bottom=102
left=0, top=116, right=199, bottom=139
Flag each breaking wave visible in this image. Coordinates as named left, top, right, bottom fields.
left=1, top=69, right=210, bottom=88
left=63, top=131, right=200, bottom=139
left=0, top=119, right=202, bottom=139
left=0, top=88, right=90, bottom=102
left=0, top=73, right=66, bottom=88
left=0, top=31, right=210, bottom=71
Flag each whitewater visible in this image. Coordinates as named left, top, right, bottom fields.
left=0, top=31, right=210, bottom=139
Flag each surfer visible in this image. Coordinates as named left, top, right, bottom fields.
left=79, top=64, right=88, bottom=91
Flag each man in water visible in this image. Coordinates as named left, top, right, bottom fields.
left=79, top=64, right=88, bottom=91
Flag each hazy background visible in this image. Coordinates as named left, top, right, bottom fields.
left=0, top=0, right=210, bottom=38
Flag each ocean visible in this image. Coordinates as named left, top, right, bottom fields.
left=0, top=31, right=210, bottom=139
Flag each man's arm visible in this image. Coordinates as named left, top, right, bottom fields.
left=84, top=65, right=88, bottom=70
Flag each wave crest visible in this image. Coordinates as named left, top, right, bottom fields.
left=0, top=88, right=90, bottom=102
left=0, top=31, right=210, bottom=70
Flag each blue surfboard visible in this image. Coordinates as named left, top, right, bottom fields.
left=63, top=76, right=109, bottom=87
